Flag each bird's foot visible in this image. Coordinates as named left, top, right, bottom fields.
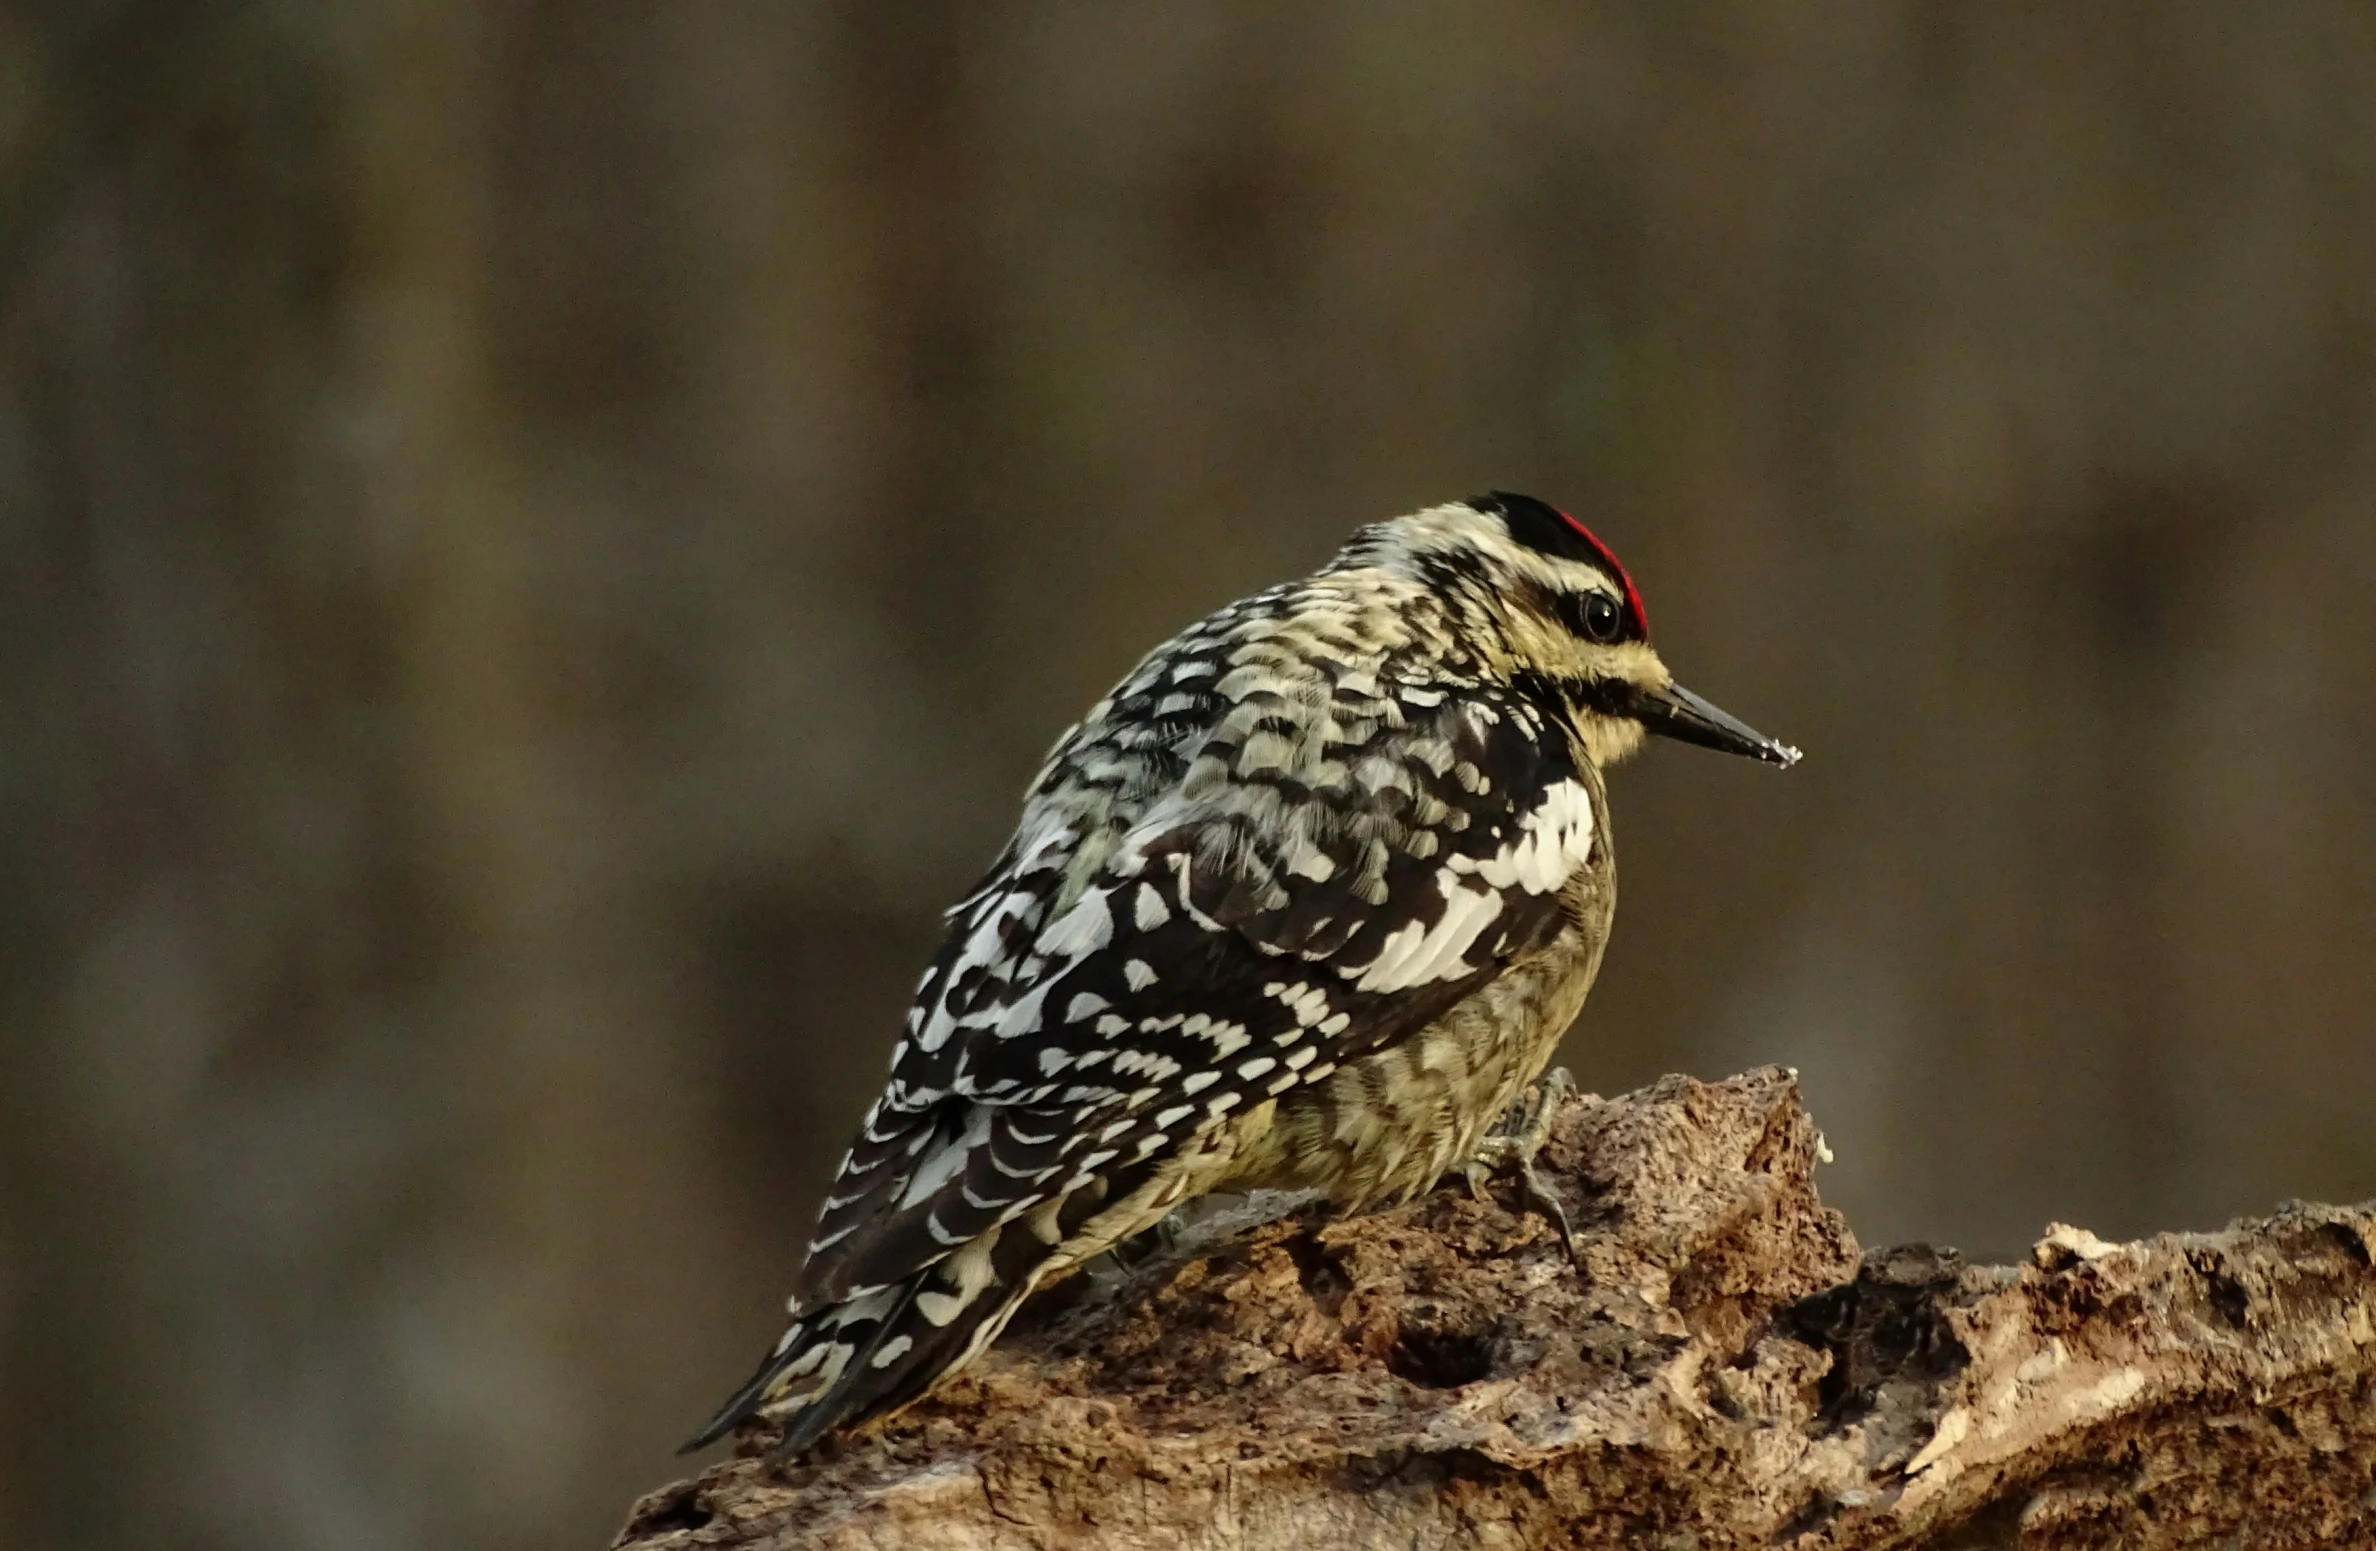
left=1463, top=1067, right=1582, bottom=1264
left=1103, top=1208, right=1185, bottom=1271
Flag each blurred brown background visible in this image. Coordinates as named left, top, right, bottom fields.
left=5, top=3, right=2375, bottom=1548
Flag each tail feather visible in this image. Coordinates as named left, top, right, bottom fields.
left=679, top=1334, right=802, bottom=1453
left=767, top=1282, right=995, bottom=1459
left=681, top=1216, right=1062, bottom=1456
left=687, top=1158, right=1185, bottom=1455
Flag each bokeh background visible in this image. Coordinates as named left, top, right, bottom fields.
left=7, top=3, right=2376, bottom=1548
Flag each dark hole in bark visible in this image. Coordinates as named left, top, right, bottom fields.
left=626, top=1484, right=714, bottom=1536
left=1778, top=1243, right=1971, bottom=1425
left=1389, top=1310, right=1497, bottom=1388
left=2205, top=1269, right=2252, bottom=1328
left=2323, top=1221, right=2374, bottom=1268
left=1285, top=1233, right=1351, bottom=1305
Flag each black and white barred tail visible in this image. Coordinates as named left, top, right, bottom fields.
left=682, top=1130, right=1198, bottom=1455
left=682, top=1215, right=1064, bottom=1455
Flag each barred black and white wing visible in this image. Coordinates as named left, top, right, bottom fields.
left=686, top=595, right=1605, bottom=1454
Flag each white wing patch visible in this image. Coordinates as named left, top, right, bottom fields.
left=1350, top=876, right=1505, bottom=992
left=1339, top=777, right=1593, bottom=993
left=1454, top=778, right=1596, bottom=894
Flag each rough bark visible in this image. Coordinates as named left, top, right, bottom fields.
left=614, top=1069, right=2376, bottom=1550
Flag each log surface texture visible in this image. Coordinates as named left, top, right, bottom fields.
left=615, top=1068, right=2376, bottom=1550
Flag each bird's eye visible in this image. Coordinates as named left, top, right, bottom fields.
left=1579, top=591, right=1624, bottom=643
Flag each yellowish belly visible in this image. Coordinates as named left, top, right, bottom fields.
left=1212, top=916, right=1610, bottom=1210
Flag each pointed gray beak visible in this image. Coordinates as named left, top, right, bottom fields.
left=1625, top=680, right=1801, bottom=767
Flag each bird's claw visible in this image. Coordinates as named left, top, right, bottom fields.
left=1104, top=1208, right=1185, bottom=1271
left=1464, top=1068, right=1583, bottom=1264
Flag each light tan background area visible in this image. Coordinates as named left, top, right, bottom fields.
left=6, top=5, right=2375, bottom=1549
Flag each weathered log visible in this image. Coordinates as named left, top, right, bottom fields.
left=615, top=1068, right=2376, bottom=1550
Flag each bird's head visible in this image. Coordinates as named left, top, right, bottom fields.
left=1358, top=492, right=1802, bottom=772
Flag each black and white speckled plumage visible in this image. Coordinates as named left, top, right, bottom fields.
left=687, top=493, right=1797, bottom=1456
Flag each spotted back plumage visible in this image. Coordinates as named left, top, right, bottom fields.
left=688, top=498, right=1674, bottom=1455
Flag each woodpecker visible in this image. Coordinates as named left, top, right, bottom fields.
left=687, top=492, right=1799, bottom=1458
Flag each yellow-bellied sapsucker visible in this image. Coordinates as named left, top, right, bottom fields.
left=687, top=493, right=1799, bottom=1457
